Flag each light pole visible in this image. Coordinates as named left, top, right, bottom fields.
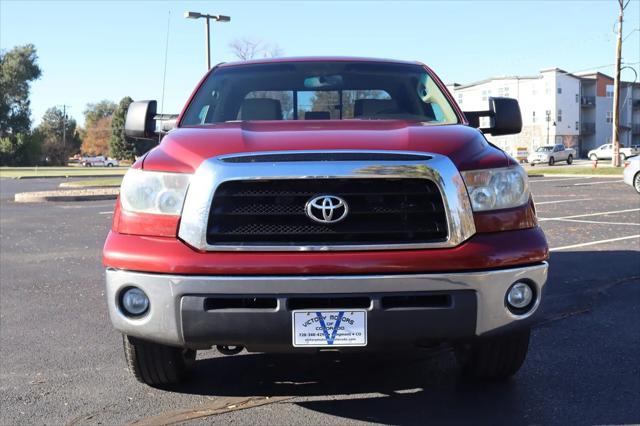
left=545, top=110, right=556, bottom=145
left=184, top=11, right=230, bottom=70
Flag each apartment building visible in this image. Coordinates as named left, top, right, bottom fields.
left=447, top=69, right=640, bottom=157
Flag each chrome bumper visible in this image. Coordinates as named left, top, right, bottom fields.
left=105, top=262, right=548, bottom=348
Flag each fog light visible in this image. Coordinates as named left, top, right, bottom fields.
left=506, top=282, right=534, bottom=311
left=121, top=287, right=149, bottom=316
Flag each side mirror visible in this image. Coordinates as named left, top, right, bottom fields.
left=464, top=97, right=522, bottom=136
left=125, top=100, right=157, bottom=139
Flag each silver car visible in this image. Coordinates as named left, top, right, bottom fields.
left=623, top=156, right=640, bottom=193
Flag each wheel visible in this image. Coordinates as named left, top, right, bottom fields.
left=566, top=155, right=573, bottom=165
left=590, top=154, right=597, bottom=161
left=634, top=172, right=640, bottom=194
left=123, top=335, right=196, bottom=386
left=456, top=328, right=530, bottom=381
left=107, top=163, right=114, bottom=167
left=548, top=157, right=555, bottom=166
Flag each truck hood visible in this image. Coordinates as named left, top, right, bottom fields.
left=141, top=121, right=510, bottom=173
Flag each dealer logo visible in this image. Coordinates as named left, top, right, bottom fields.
left=305, top=195, right=349, bottom=224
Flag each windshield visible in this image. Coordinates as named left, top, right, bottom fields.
left=536, top=147, right=553, bottom=152
left=181, top=61, right=459, bottom=125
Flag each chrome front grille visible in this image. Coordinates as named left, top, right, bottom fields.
left=206, top=178, right=448, bottom=246
left=177, top=150, right=476, bottom=251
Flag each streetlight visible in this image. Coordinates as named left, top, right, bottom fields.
left=184, top=11, right=231, bottom=70
left=545, top=110, right=556, bottom=145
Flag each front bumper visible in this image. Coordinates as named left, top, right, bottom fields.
left=106, top=262, right=548, bottom=351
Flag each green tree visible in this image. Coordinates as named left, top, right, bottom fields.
left=0, top=44, right=42, bottom=165
left=108, top=96, right=135, bottom=160
left=0, top=44, right=42, bottom=136
left=37, top=107, right=81, bottom=165
left=84, top=100, right=116, bottom=128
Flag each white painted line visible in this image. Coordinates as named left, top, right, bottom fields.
left=552, top=218, right=640, bottom=226
left=535, top=198, right=592, bottom=205
left=529, top=177, right=591, bottom=183
left=99, top=211, right=113, bottom=215
left=550, top=235, right=640, bottom=251
left=571, top=180, right=623, bottom=186
left=539, top=208, right=640, bottom=221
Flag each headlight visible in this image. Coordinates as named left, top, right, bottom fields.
left=461, top=166, right=529, bottom=211
left=120, top=169, right=192, bottom=215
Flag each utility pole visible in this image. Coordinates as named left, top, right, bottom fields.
left=57, top=104, right=71, bottom=158
left=611, top=0, right=630, bottom=167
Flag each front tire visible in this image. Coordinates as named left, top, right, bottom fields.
left=634, top=172, right=640, bottom=194
left=123, top=335, right=196, bottom=386
left=456, top=328, right=530, bottom=381
left=567, top=155, right=573, bottom=165
left=548, top=157, right=555, bottom=166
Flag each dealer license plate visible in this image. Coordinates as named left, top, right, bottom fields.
left=292, top=310, right=367, bottom=347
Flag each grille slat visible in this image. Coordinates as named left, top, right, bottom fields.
left=207, top=179, right=448, bottom=246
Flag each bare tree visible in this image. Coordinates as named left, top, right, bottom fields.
left=228, top=37, right=283, bottom=60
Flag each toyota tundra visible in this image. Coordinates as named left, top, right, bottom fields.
left=104, top=57, right=549, bottom=386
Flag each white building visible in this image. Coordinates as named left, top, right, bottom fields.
left=447, top=69, right=640, bottom=157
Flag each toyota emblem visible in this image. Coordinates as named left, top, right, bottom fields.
left=305, top=195, right=349, bottom=224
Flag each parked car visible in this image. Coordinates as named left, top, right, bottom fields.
left=81, top=156, right=119, bottom=167
left=623, top=156, right=640, bottom=193
left=587, top=144, right=639, bottom=161
left=527, top=144, right=575, bottom=166
left=105, top=57, right=548, bottom=386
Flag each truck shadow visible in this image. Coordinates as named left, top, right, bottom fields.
left=170, top=250, right=640, bottom=424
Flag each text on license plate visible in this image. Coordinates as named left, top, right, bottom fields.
left=292, top=310, right=367, bottom=347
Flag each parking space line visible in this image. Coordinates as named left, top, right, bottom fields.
left=571, top=180, right=623, bottom=186
left=552, top=218, right=640, bottom=226
left=550, top=235, right=640, bottom=251
left=539, top=208, right=640, bottom=221
left=529, top=177, right=591, bottom=183
left=98, top=211, right=113, bottom=215
left=535, top=198, right=592, bottom=205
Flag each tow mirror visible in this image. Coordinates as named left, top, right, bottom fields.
left=464, top=97, right=522, bottom=136
left=125, top=100, right=157, bottom=139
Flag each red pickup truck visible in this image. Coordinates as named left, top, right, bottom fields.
left=104, top=57, right=548, bottom=386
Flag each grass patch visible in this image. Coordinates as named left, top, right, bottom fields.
left=0, top=166, right=128, bottom=178
left=61, top=177, right=123, bottom=188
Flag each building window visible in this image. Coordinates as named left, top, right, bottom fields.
left=606, top=85, right=614, bottom=98
left=575, top=93, right=579, bottom=103
left=606, top=111, right=613, bottom=123
left=557, top=109, right=562, bottom=123
left=497, top=87, right=509, bottom=97
left=557, top=87, right=562, bottom=94
left=575, top=121, right=579, bottom=130
left=532, top=111, right=536, bottom=123
left=457, top=93, right=463, bottom=105
left=482, top=90, right=490, bottom=101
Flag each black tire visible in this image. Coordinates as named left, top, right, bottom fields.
left=107, top=163, right=114, bottom=167
left=634, top=172, right=640, bottom=194
left=566, top=155, right=573, bottom=165
left=548, top=157, right=555, bottom=166
left=123, top=335, right=196, bottom=386
left=456, top=328, right=530, bottom=381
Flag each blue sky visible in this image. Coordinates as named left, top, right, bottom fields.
left=1, top=0, right=639, bottom=127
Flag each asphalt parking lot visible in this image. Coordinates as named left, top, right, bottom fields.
left=1, top=176, right=639, bottom=425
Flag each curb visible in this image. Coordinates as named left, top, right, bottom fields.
left=527, top=174, right=623, bottom=178
left=15, top=174, right=125, bottom=180
left=59, top=182, right=121, bottom=189
left=15, top=188, right=119, bottom=203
